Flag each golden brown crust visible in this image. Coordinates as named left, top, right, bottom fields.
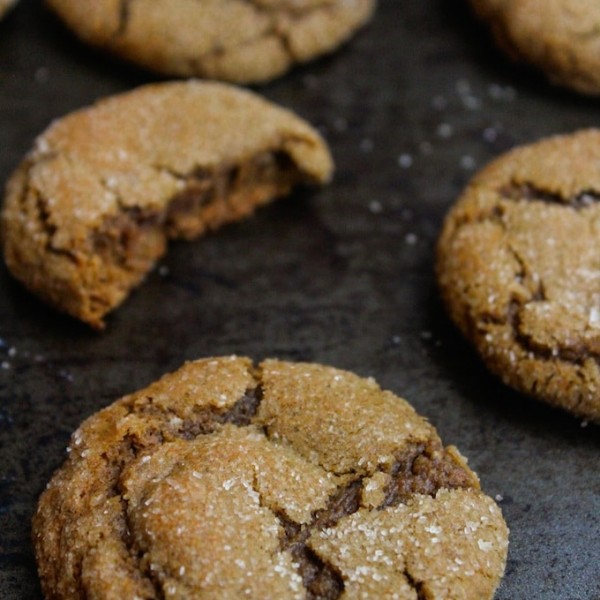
left=437, top=128, right=600, bottom=423
left=1, top=81, right=333, bottom=328
left=45, top=0, right=376, bottom=84
left=468, top=0, right=600, bottom=95
left=33, top=357, right=508, bottom=599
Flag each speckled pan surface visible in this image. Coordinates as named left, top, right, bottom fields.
left=34, top=356, right=508, bottom=599
left=0, top=1, right=599, bottom=599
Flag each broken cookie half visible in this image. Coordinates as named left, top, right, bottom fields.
left=34, top=357, right=509, bottom=599
left=1, top=81, right=333, bottom=328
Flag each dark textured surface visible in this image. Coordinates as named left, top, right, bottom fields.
left=0, top=1, right=598, bottom=598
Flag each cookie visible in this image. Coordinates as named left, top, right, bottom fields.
left=468, top=0, right=600, bottom=94
left=33, top=356, right=509, bottom=599
left=0, top=0, right=17, bottom=20
left=437, top=129, right=600, bottom=423
left=1, top=81, right=333, bottom=329
left=45, top=0, right=376, bottom=84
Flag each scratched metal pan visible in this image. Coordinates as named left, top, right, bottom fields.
left=0, top=1, right=598, bottom=598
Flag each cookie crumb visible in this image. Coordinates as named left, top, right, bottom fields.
left=397, top=153, right=413, bottom=168
left=436, top=123, right=453, bottom=139
left=419, top=141, right=433, bottom=155
left=431, top=95, right=448, bottom=110
left=360, top=138, right=374, bottom=153
left=333, top=117, right=348, bottom=132
left=462, top=95, right=481, bottom=111
left=483, top=126, right=498, bottom=143
left=455, top=79, right=471, bottom=96
left=488, top=83, right=516, bottom=102
left=369, top=200, right=383, bottom=214
left=34, top=67, right=50, bottom=84
left=460, top=155, right=476, bottom=170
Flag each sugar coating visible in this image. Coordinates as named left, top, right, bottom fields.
left=1, top=81, right=333, bottom=328
left=33, top=356, right=508, bottom=599
left=310, top=489, right=509, bottom=599
left=45, top=0, right=376, bottom=84
left=437, top=129, right=600, bottom=422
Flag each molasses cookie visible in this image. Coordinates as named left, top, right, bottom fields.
left=437, top=129, right=600, bottom=423
left=468, top=0, right=600, bottom=94
left=1, top=81, right=333, bottom=329
left=46, top=0, right=376, bottom=84
left=33, top=356, right=508, bottom=599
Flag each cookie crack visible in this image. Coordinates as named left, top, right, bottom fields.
left=276, top=480, right=363, bottom=599
left=513, top=303, right=600, bottom=364
left=482, top=237, right=600, bottom=367
left=119, top=491, right=168, bottom=600
left=24, top=174, right=79, bottom=264
left=456, top=193, right=600, bottom=369
left=125, top=384, right=264, bottom=442
left=91, top=438, right=165, bottom=600
left=115, top=0, right=134, bottom=36
left=403, top=567, right=427, bottom=600
left=479, top=290, right=600, bottom=371
left=242, top=0, right=357, bottom=61
left=499, top=181, right=600, bottom=210
left=184, top=0, right=344, bottom=67
left=241, top=0, right=337, bottom=20
left=381, top=440, right=478, bottom=509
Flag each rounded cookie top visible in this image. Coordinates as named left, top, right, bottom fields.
left=437, top=129, right=600, bottom=423
left=45, top=0, right=376, bottom=83
left=1, top=81, right=333, bottom=328
left=33, top=356, right=508, bottom=599
left=469, top=0, right=600, bottom=94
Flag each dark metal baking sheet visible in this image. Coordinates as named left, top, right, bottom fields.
left=0, top=1, right=598, bottom=598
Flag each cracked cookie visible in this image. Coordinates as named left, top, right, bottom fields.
left=1, top=80, right=333, bottom=329
left=45, top=0, right=376, bottom=84
left=437, top=129, right=600, bottom=423
left=33, top=356, right=508, bottom=599
left=468, top=0, right=600, bottom=95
